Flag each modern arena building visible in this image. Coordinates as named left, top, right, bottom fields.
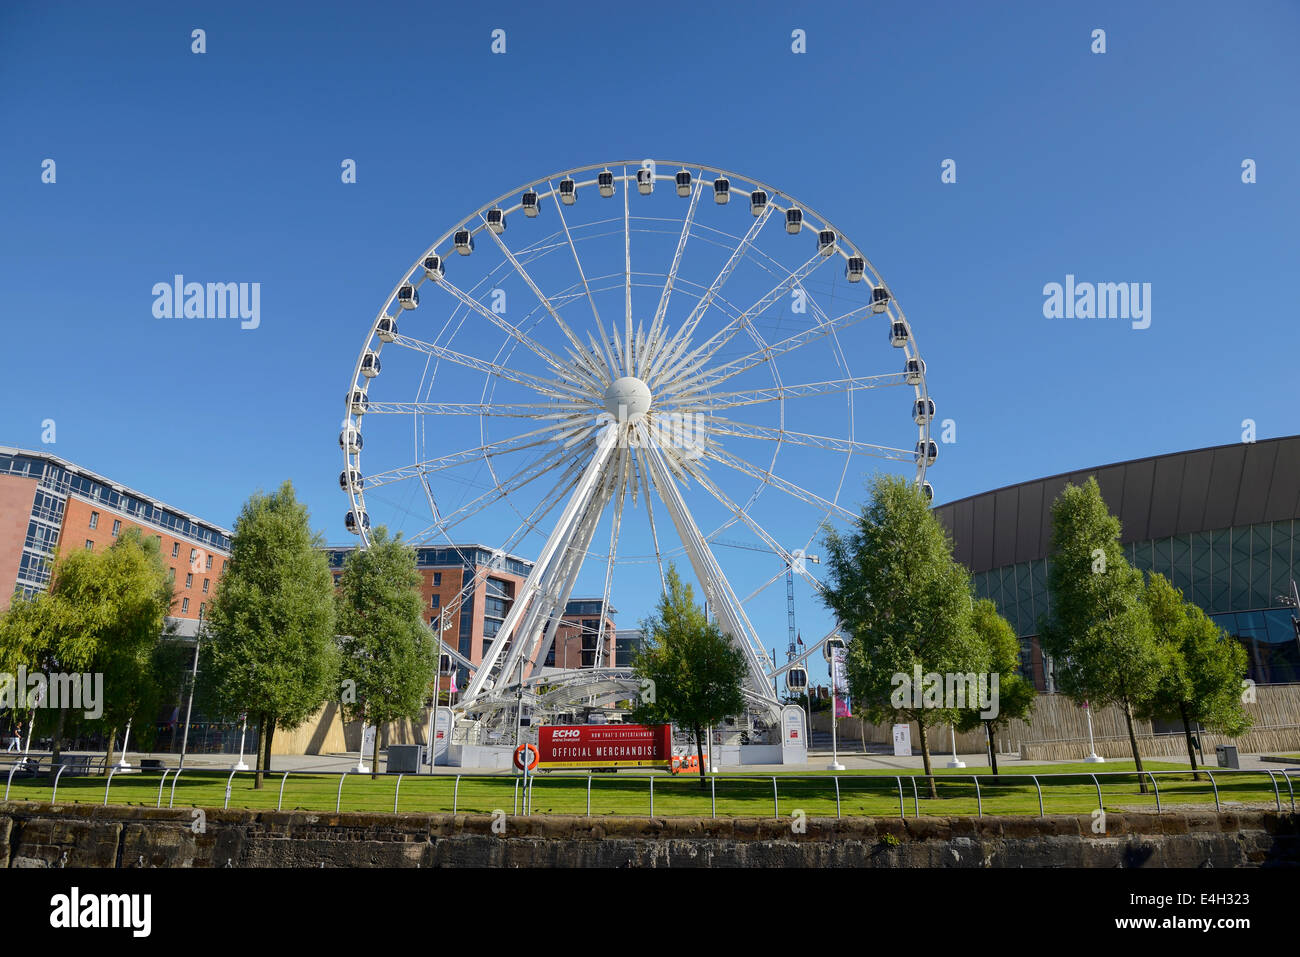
left=933, top=434, right=1300, bottom=693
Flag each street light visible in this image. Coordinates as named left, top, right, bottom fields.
left=178, top=605, right=203, bottom=771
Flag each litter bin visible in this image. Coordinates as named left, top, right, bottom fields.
left=387, top=744, right=423, bottom=773
left=1214, top=744, right=1239, bottom=769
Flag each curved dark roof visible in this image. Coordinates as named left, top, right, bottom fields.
left=933, top=435, right=1300, bottom=574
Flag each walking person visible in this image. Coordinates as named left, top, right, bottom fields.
left=7, top=722, right=21, bottom=752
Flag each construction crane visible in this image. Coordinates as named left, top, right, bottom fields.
left=711, top=538, right=819, bottom=695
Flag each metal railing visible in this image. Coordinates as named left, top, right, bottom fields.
left=1, top=762, right=1295, bottom=819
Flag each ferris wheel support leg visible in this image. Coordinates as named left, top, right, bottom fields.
left=641, top=439, right=780, bottom=710
left=460, top=434, right=617, bottom=704
left=517, top=483, right=611, bottom=681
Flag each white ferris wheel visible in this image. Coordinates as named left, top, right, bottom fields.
left=340, top=160, right=935, bottom=740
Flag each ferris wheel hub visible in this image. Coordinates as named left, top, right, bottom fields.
left=603, top=376, right=653, bottom=421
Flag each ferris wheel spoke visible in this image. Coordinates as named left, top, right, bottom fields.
left=431, top=268, right=602, bottom=393
left=692, top=467, right=826, bottom=594
left=674, top=302, right=875, bottom=396
left=362, top=421, right=577, bottom=489
left=633, top=442, right=669, bottom=594
left=705, top=417, right=915, bottom=461
left=650, top=203, right=776, bottom=385
left=655, top=373, right=909, bottom=412
left=704, top=446, right=857, bottom=522
left=644, top=177, right=704, bottom=373
left=421, top=443, right=589, bottom=540
left=622, top=168, right=633, bottom=375
left=548, top=180, right=620, bottom=376
left=655, top=248, right=828, bottom=389
left=364, top=400, right=595, bottom=417
left=475, top=218, right=611, bottom=391
left=391, top=334, right=588, bottom=402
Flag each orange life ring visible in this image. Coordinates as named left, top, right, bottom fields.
left=513, top=743, right=539, bottom=771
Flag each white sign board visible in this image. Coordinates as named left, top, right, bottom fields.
left=892, top=724, right=912, bottom=757
left=780, top=704, right=808, bottom=764
left=428, top=706, right=454, bottom=765
left=361, top=725, right=377, bottom=759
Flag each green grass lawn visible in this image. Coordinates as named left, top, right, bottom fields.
left=3, top=759, right=1291, bottom=819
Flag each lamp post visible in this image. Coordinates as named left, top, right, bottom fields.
left=945, top=722, right=965, bottom=768
left=356, top=722, right=371, bottom=774
left=115, top=718, right=134, bottom=770
left=1083, top=700, right=1105, bottom=763
left=233, top=712, right=249, bottom=771
left=827, top=642, right=845, bottom=772
left=178, top=605, right=202, bottom=771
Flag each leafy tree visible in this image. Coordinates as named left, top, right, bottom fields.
left=1139, top=573, right=1252, bottom=779
left=200, top=481, right=339, bottom=786
left=955, top=598, right=1036, bottom=778
left=630, top=564, right=747, bottom=787
left=335, top=526, right=436, bottom=778
left=821, top=473, right=985, bottom=797
left=0, top=530, right=173, bottom=778
left=1039, top=478, right=1162, bottom=787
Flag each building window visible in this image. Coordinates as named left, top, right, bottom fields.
left=431, top=594, right=440, bottom=609
left=171, top=542, right=180, bottom=558
left=206, top=554, right=213, bottom=570
left=84, top=539, right=94, bottom=550
left=199, top=602, right=205, bottom=617
left=190, top=548, right=197, bottom=563
left=433, top=572, right=442, bottom=586
left=185, top=573, right=193, bottom=588
left=202, top=578, right=209, bottom=593
left=89, top=511, right=99, bottom=529
left=222, top=559, right=228, bottom=573
left=182, top=598, right=190, bottom=614
left=168, top=568, right=176, bottom=583
left=111, top=519, right=121, bottom=537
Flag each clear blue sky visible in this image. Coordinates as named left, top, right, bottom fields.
left=3, top=1, right=1297, bottom=685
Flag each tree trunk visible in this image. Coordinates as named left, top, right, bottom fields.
left=256, top=711, right=275, bottom=789
left=916, top=719, right=937, bottom=800
left=103, top=727, right=118, bottom=777
left=47, top=707, right=67, bottom=784
left=694, top=725, right=706, bottom=789
left=1179, top=702, right=1200, bottom=782
left=985, top=721, right=1000, bottom=781
left=1121, top=700, right=1147, bottom=794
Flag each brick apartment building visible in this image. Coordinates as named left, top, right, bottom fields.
left=324, top=545, right=618, bottom=686
left=0, top=446, right=231, bottom=633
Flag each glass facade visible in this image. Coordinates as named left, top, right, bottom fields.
left=971, top=519, right=1300, bottom=687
